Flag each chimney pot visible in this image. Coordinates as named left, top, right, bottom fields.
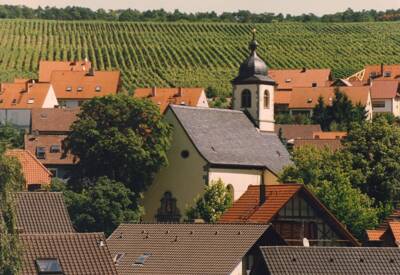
left=152, top=87, right=157, bottom=97
left=301, top=67, right=307, bottom=73
left=178, top=87, right=183, bottom=97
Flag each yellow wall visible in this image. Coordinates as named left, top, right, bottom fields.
left=142, top=109, right=208, bottom=222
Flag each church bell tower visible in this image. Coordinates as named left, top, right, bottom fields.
left=232, top=29, right=276, bottom=132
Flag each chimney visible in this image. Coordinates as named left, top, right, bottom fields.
left=259, top=172, right=266, bottom=205
left=380, top=63, right=384, bottom=76
left=178, top=87, right=183, bottom=97
left=301, top=67, right=307, bottom=73
left=152, top=87, right=157, bottom=97
left=88, top=67, right=95, bottom=76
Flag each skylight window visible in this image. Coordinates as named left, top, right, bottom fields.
left=77, top=86, right=83, bottom=92
left=66, top=86, right=72, bottom=92
left=50, top=144, right=61, bottom=153
left=35, top=258, right=63, bottom=274
left=95, top=85, right=101, bottom=92
left=27, top=98, right=35, bottom=104
left=384, top=71, right=392, bottom=77
left=36, top=147, right=46, bottom=159
left=285, top=78, right=292, bottom=83
left=133, top=252, right=151, bottom=266
left=113, top=253, right=125, bottom=265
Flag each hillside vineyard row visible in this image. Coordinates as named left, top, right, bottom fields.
left=2, top=20, right=400, bottom=96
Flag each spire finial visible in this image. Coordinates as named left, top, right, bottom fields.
left=249, top=28, right=258, bottom=52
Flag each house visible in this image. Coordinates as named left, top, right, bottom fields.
left=38, top=60, right=92, bottom=82
left=0, top=81, right=58, bottom=128
left=312, top=131, right=347, bottom=139
left=288, top=86, right=373, bottom=119
left=257, top=246, right=400, bottom=275
left=30, top=107, right=79, bottom=134
left=347, top=64, right=400, bottom=83
left=20, top=233, right=118, bottom=275
left=13, top=192, right=75, bottom=233
left=366, top=207, right=400, bottom=247
left=50, top=69, right=120, bottom=107
left=274, top=124, right=322, bottom=143
left=5, top=149, right=52, bottom=191
left=142, top=33, right=291, bottom=222
left=134, top=87, right=209, bottom=113
left=219, top=184, right=359, bottom=246
left=293, top=139, right=343, bottom=151
left=370, top=79, right=400, bottom=116
left=24, top=134, right=75, bottom=179
left=106, top=223, right=285, bottom=275
left=269, top=68, right=332, bottom=113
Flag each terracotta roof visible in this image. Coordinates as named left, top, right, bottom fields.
left=260, top=246, right=400, bottom=274
left=388, top=221, right=400, bottom=244
left=274, top=124, right=322, bottom=140
left=31, top=108, right=79, bottom=133
left=312, top=131, right=347, bottom=140
left=20, top=233, right=118, bottom=275
left=13, top=192, right=75, bottom=234
left=134, top=87, right=207, bottom=113
left=269, top=69, right=332, bottom=90
left=289, top=86, right=370, bottom=109
left=275, top=91, right=292, bottom=105
left=107, top=223, right=278, bottom=275
left=24, top=134, right=75, bottom=165
left=219, top=184, right=358, bottom=246
left=5, top=149, right=52, bottom=187
left=39, top=60, right=92, bottom=82
left=0, top=82, right=53, bottom=109
left=364, top=64, right=400, bottom=81
left=377, top=208, right=400, bottom=230
left=294, top=139, right=343, bottom=151
left=370, top=79, right=400, bottom=99
left=50, top=70, right=120, bottom=100
left=366, top=229, right=385, bottom=241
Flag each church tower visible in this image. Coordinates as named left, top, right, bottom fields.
left=232, top=30, right=275, bottom=132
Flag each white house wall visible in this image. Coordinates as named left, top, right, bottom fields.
left=196, top=90, right=209, bottom=108
left=42, top=85, right=59, bottom=108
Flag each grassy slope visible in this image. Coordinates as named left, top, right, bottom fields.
left=0, top=20, right=400, bottom=96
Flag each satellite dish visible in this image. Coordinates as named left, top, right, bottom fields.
left=303, top=237, right=310, bottom=247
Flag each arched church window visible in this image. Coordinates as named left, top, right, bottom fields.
left=155, top=191, right=181, bottom=222
left=226, top=184, right=235, bottom=201
left=241, top=89, right=251, bottom=108
left=264, top=90, right=270, bottom=109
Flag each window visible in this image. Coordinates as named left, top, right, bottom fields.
left=155, top=191, right=181, bottom=222
left=66, top=86, right=72, bottom=92
left=35, top=258, right=63, bottom=274
left=384, top=71, right=392, bottom=77
left=36, top=147, right=46, bottom=159
left=370, top=72, right=377, bottom=78
left=12, top=99, right=17, bottom=104
left=133, top=253, right=151, bottom=266
left=27, top=98, right=35, bottom=104
left=95, top=85, right=101, bottom=92
left=50, top=144, right=61, bottom=153
left=312, top=82, right=317, bottom=87
left=180, top=150, right=189, bottom=159
left=77, top=86, right=83, bottom=92
left=372, top=101, right=386, bottom=108
left=241, top=89, right=251, bottom=108
left=264, top=90, right=270, bottom=109
left=49, top=168, right=58, bottom=177
left=113, top=253, right=125, bottom=265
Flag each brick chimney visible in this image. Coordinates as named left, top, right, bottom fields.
left=259, top=172, right=266, bottom=205
left=178, top=87, right=183, bottom=97
left=152, top=87, right=157, bottom=97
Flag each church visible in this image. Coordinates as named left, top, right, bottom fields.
left=142, top=32, right=292, bottom=222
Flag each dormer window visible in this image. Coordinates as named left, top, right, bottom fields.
left=27, top=98, right=34, bottom=104
left=36, top=147, right=46, bottom=159
left=95, top=85, right=101, bottom=92
left=66, top=86, right=72, bottom=92
left=241, top=89, right=251, bottom=108
left=312, top=83, right=317, bottom=87
left=12, top=99, right=17, bottom=104
left=35, top=258, right=63, bottom=274
left=77, top=86, right=83, bottom=92
left=50, top=145, right=61, bottom=153
left=133, top=253, right=152, bottom=266
left=384, top=71, right=392, bottom=77
left=285, top=78, right=292, bottom=83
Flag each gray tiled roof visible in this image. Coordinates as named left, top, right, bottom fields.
left=107, top=223, right=272, bottom=275
left=261, top=246, right=400, bottom=275
left=13, top=192, right=75, bottom=234
left=20, top=233, right=118, bottom=275
left=170, top=105, right=291, bottom=174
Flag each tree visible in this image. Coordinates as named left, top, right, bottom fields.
left=279, top=146, right=387, bottom=239
left=311, top=96, right=330, bottom=130
left=0, top=123, right=24, bottom=149
left=51, top=177, right=141, bottom=236
left=342, top=116, right=400, bottom=204
left=186, top=179, right=233, bottom=223
left=64, top=94, right=172, bottom=193
left=0, top=146, right=24, bottom=274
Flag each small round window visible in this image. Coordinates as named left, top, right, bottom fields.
left=181, top=150, right=189, bottom=159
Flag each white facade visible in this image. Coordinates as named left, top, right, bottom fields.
left=196, top=90, right=209, bottom=108
left=372, top=97, right=400, bottom=117
left=42, top=85, right=59, bottom=108
left=232, top=83, right=275, bottom=132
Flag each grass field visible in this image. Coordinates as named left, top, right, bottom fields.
left=1, top=20, right=400, bottom=96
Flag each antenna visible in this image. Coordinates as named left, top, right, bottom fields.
left=303, top=237, right=310, bottom=247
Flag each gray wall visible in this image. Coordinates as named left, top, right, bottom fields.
left=0, top=109, right=31, bottom=129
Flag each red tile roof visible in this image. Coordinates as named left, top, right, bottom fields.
left=31, top=108, right=79, bottom=133
left=134, top=87, right=207, bottom=113
left=0, top=82, right=53, bottom=109
left=370, top=79, right=400, bottom=99
left=269, top=69, right=332, bottom=90
left=275, top=91, right=292, bottom=105
left=294, top=139, right=343, bottom=151
left=312, top=131, right=347, bottom=140
left=289, top=86, right=370, bottom=109
left=275, top=124, right=322, bottom=140
left=50, top=70, right=120, bottom=100
left=366, top=229, right=385, bottom=241
left=24, top=134, right=75, bottom=165
left=5, top=149, right=52, bottom=187
left=219, top=184, right=359, bottom=246
left=364, top=64, right=400, bottom=81
left=388, top=221, right=400, bottom=244
left=39, top=60, right=92, bottom=82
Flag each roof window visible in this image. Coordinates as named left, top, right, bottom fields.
left=35, top=258, right=63, bottom=274
left=133, top=252, right=151, bottom=266
left=370, top=72, right=377, bottom=78
left=50, top=144, right=61, bottom=153
left=77, top=86, right=83, bottom=92
left=66, top=86, right=72, bottom=92
left=312, top=82, right=317, bottom=87
left=285, top=78, right=292, bottom=83
left=12, top=99, right=17, bottom=104
left=95, top=85, right=101, bottom=92
left=384, top=71, right=392, bottom=77
left=113, top=253, right=125, bottom=265
left=307, top=98, right=312, bottom=103
left=27, top=98, right=35, bottom=104
left=36, top=147, right=46, bottom=159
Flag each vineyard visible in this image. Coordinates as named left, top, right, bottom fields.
left=1, top=20, right=400, bottom=96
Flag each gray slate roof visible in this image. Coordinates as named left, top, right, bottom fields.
left=170, top=105, right=291, bottom=174
left=107, top=223, right=273, bottom=275
left=261, top=246, right=400, bottom=275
